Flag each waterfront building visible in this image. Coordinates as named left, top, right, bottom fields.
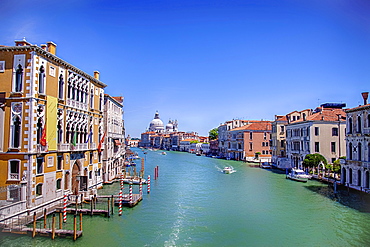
left=342, top=92, right=370, bottom=191
left=126, top=135, right=140, bottom=147
left=228, top=121, right=272, bottom=162
left=179, top=139, right=196, bottom=152
left=209, top=139, right=219, bottom=156
left=102, top=95, right=125, bottom=183
left=0, top=39, right=106, bottom=213
left=271, top=115, right=289, bottom=168
left=285, top=104, right=346, bottom=169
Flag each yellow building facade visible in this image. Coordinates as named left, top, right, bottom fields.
left=0, top=39, right=106, bottom=212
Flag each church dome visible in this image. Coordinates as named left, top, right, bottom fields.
left=149, top=111, right=164, bottom=132
left=166, top=121, right=173, bottom=129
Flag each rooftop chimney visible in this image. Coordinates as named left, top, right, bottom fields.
left=40, top=44, right=47, bottom=51
left=46, top=41, right=57, bottom=55
left=94, top=71, right=100, bottom=80
left=15, top=38, right=31, bottom=46
left=362, top=92, right=369, bottom=105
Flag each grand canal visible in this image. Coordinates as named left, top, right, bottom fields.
left=1, top=148, right=370, bottom=246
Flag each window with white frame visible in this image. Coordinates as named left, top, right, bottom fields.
left=8, top=160, right=20, bottom=180
left=36, top=183, right=43, bottom=196
left=38, top=65, right=46, bottom=94
left=36, top=157, right=44, bottom=174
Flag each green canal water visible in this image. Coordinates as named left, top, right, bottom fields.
left=1, top=148, right=370, bottom=246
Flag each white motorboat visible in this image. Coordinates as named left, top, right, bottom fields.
left=162, top=152, right=167, bottom=155
left=122, top=178, right=147, bottom=185
left=223, top=166, right=233, bottom=174
left=286, top=168, right=311, bottom=183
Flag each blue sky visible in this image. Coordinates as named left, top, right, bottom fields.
left=1, top=0, right=370, bottom=138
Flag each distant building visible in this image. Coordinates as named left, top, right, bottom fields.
left=342, top=93, right=370, bottom=191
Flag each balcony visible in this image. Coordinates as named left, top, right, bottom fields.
left=8, top=173, right=19, bottom=181
left=57, top=143, right=94, bottom=152
left=363, top=128, right=370, bottom=136
left=66, top=99, right=88, bottom=111
left=36, top=144, right=48, bottom=153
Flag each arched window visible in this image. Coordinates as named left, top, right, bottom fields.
left=36, top=118, right=43, bottom=144
left=348, top=143, right=353, bottom=160
left=57, top=120, right=63, bottom=143
left=38, top=66, right=45, bottom=94
left=358, top=170, right=362, bottom=187
left=349, top=168, right=353, bottom=184
left=358, top=142, right=362, bottom=161
left=357, top=116, right=362, bottom=133
left=368, top=114, right=370, bottom=128
left=12, top=116, right=21, bottom=148
left=348, top=118, right=353, bottom=134
left=15, top=64, right=23, bottom=92
left=90, top=89, right=94, bottom=109
left=58, top=74, right=64, bottom=99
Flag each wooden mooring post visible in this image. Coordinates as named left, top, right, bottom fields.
left=32, top=212, right=36, bottom=238
left=52, top=213, right=56, bottom=240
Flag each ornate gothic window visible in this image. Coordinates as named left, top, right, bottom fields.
left=58, top=74, right=64, bottom=99
left=57, top=120, right=63, bottom=143
left=358, top=142, right=362, bottom=161
left=11, top=115, right=21, bottom=148
left=348, top=118, right=353, bottom=134
left=357, top=116, right=362, bottom=133
left=348, top=143, right=353, bottom=160
left=38, top=66, right=45, bottom=94
left=36, top=118, right=43, bottom=144
left=15, top=64, right=23, bottom=92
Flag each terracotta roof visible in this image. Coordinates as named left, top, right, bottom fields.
left=231, top=121, right=272, bottom=131
left=181, top=139, right=196, bottom=142
left=345, top=103, right=370, bottom=113
left=290, top=108, right=346, bottom=123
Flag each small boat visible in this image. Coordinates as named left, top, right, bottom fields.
left=122, top=178, right=147, bottom=185
left=260, top=162, right=272, bottom=169
left=286, top=168, right=311, bottom=183
left=223, top=166, right=234, bottom=174
left=196, top=152, right=201, bottom=156
left=162, top=152, right=167, bottom=155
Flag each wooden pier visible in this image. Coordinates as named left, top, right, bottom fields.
left=2, top=226, right=83, bottom=238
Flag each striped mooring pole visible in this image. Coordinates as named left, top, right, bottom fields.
left=63, top=193, right=67, bottom=223
left=129, top=183, right=133, bottom=205
left=139, top=180, right=143, bottom=196
left=120, top=173, right=124, bottom=191
left=147, top=175, right=151, bottom=194
left=119, top=189, right=123, bottom=216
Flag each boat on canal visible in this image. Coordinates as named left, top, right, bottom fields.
left=260, top=162, right=272, bottom=169
left=162, top=151, right=167, bottom=155
left=223, top=166, right=234, bottom=174
left=286, top=168, right=311, bottom=182
left=122, top=177, right=147, bottom=185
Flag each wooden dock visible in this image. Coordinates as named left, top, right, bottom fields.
left=2, top=227, right=83, bottom=238
left=98, top=194, right=143, bottom=208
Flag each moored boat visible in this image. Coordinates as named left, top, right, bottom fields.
left=122, top=177, right=147, bottom=185
left=286, top=168, right=311, bottom=182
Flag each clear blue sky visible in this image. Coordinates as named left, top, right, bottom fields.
left=2, top=0, right=370, bottom=138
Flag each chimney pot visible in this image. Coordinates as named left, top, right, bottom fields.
left=46, top=41, right=57, bottom=55
left=361, top=92, right=369, bottom=105
left=94, top=71, right=100, bottom=80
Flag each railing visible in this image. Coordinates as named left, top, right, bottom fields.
left=67, top=99, right=88, bottom=111
left=8, top=173, right=19, bottom=181
left=36, top=144, right=48, bottom=153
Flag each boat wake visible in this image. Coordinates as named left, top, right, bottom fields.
left=216, top=165, right=236, bottom=174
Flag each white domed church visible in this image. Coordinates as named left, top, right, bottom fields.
left=148, top=111, right=178, bottom=133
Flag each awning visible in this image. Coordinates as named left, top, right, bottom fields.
left=114, top=139, right=121, bottom=145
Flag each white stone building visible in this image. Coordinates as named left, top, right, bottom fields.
left=102, top=95, right=125, bottom=183
left=342, top=93, right=370, bottom=191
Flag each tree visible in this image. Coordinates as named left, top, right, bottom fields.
left=209, top=128, right=218, bottom=140
left=302, top=154, right=327, bottom=169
